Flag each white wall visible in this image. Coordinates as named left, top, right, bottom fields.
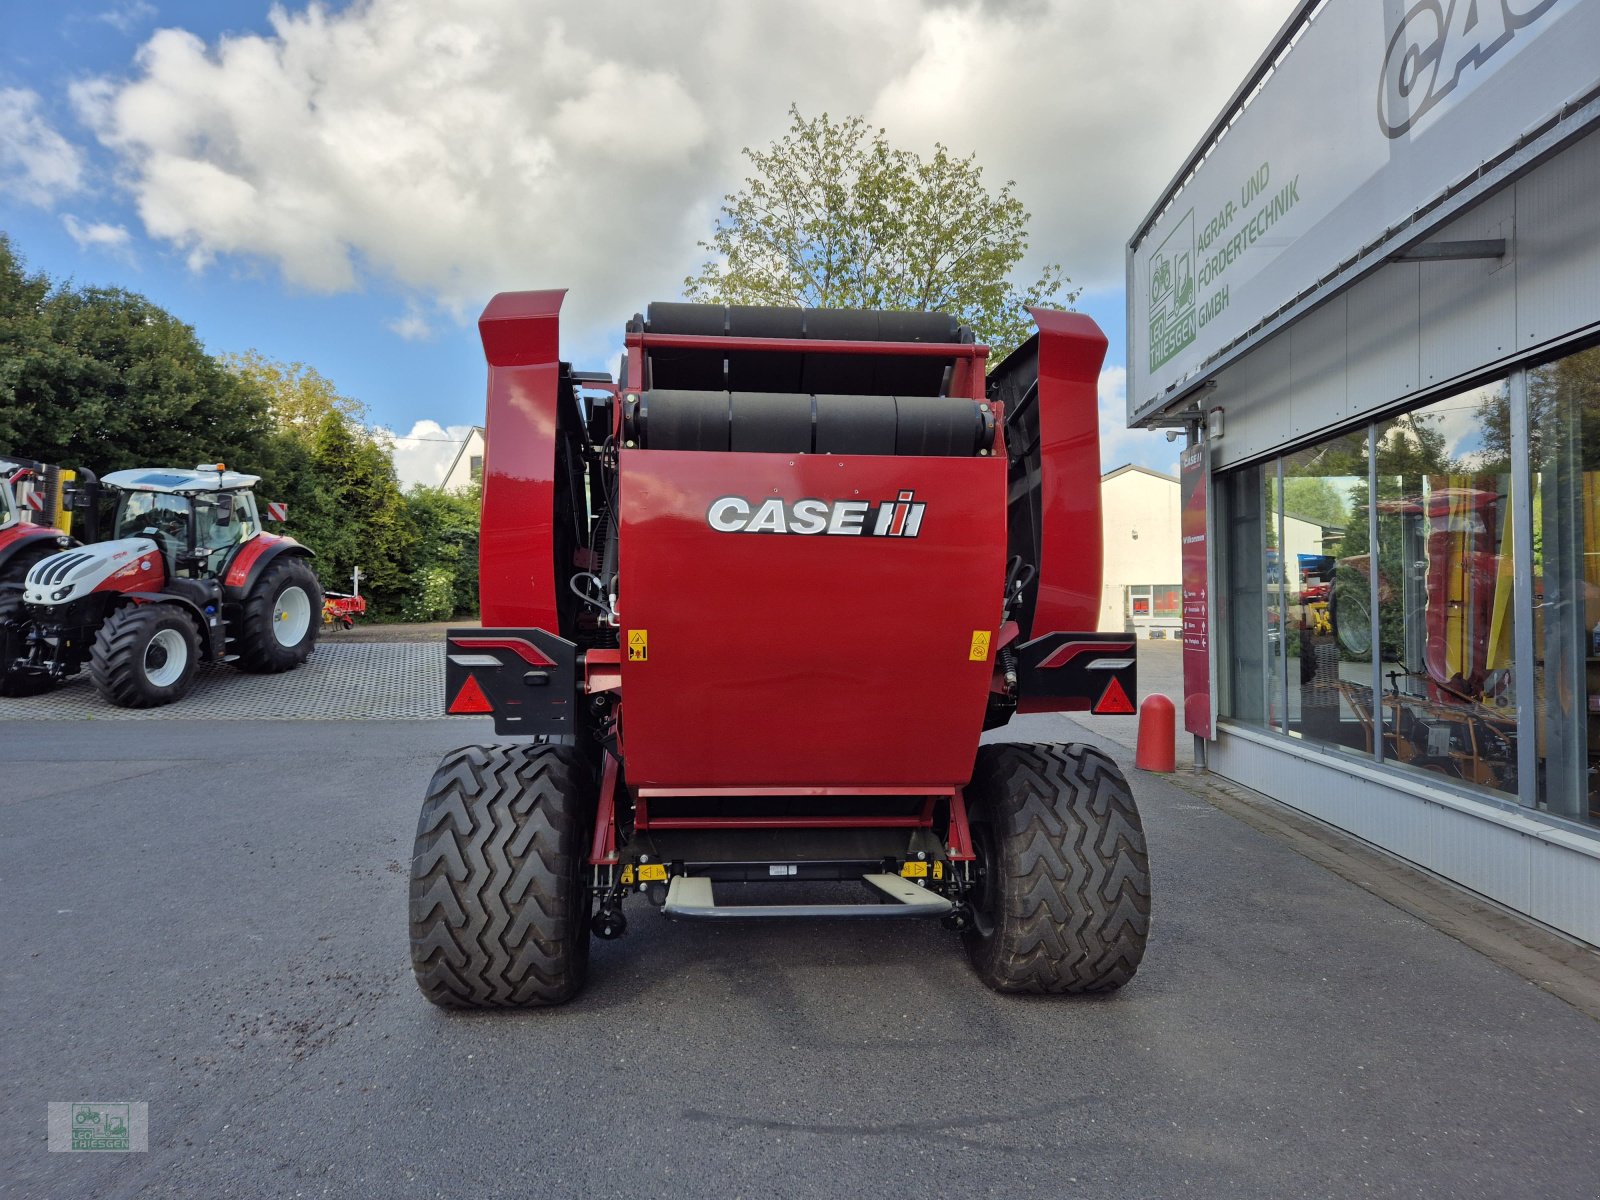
left=1099, top=468, right=1181, bottom=633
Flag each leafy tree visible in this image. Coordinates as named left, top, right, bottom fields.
left=0, top=237, right=270, bottom=473
left=685, top=106, right=1075, bottom=360
left=403, top=484, right=480, bottom=618
left=0, top=234, right=60, bottom=453
left=223, top=351, right=370, bottom=444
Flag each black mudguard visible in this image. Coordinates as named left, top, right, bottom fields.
left=443, top=627, right=578, bottom=737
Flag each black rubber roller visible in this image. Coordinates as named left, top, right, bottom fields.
left=629, top=390, right=992, bottom=457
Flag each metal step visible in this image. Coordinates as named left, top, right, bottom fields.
left=662, top=873, right=953, bottom=920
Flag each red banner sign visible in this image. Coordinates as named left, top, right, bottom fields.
left=1180, top=442, right=1213, bottom=738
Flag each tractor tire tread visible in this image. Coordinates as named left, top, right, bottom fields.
left=409, top=743, right=594, bottom=1009
left=234, top=556, right=321, bottom=674
left=964, top=742, right=1150, bottom=994
left=88, top=603, right=199, bottom=708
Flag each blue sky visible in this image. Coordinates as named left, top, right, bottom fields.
left=1, top=0, right=1288, bottom=483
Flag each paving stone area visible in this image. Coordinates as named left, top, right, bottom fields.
left=0, top=642, right=442, bottom=721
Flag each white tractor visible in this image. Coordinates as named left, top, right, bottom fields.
left=0, top=465, right=322, bottom=706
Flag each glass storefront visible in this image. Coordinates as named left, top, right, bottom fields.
left=1221, top=358, right=1599, bottom=829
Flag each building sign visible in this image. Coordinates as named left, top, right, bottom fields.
left=1180, top=442, right=1212, bottom=739
left=1128, top=0, right=1600, bottom=422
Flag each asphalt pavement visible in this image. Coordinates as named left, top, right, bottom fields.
left=4, top=704, right=1600, bottom=1198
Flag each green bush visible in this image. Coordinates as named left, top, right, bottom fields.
left=407, top=566, right=456, bottom=622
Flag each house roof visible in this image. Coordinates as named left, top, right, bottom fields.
left=1101, top=463, right=1179, bottom=485
left=442, top=427, right=486, bottom=486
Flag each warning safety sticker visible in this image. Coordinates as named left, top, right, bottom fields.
left=628, top=629, right=648, bottom=662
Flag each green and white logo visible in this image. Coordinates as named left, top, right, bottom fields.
left=1148, top=209, right=1197, bottom=372
left=48, top=1102, right=147, bottom=1152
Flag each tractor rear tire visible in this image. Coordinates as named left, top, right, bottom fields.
left=409, top=743, right=595, bottom=1009
left=963, top=742, right=1150, bottom=994
left=0, top=591, right=56, bottom=698
left=89, top=603, right=201, bottom=708
left=234, top=557, right=321, bottom=673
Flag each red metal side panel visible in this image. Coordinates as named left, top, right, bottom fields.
left=1029, top=308, right=1108, bottom=635
left=477, top=290, right=565, bottom=629
left=617, top=450, right=1006, bottom=789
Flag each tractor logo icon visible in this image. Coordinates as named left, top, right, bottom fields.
left=1148, top=209, right=1197, bottom=372
left=70, top=1104, right=132, bottom=1151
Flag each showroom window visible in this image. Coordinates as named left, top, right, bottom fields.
left=1215, top=371, right=1597, bottom=821
left=1531, top=344, right=1600, bottom=825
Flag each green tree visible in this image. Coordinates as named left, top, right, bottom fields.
left=402, top=484, right=480, bottom=618
left=291, top=410, right=415, bottom=617
left=223, top=351, right=369, bottom=444
left=685, top=106, right=1075, bottom=361
left=0, top=234, right=271, bottom=473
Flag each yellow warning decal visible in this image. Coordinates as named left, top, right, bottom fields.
left=932, top=861, right=944, bottom=880
left=900, top=861, right=929, bottom=878
left=628, top=629, right=649, bottom=662
left=637, top=863, right=668, bottom=882
left=620, top=865, right=635, bottom=885
left=969, top=630, right=992, bottom=661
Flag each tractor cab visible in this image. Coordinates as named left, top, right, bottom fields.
left=103, top=466, right=263, bottom=580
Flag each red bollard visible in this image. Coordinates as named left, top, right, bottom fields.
left=1135, top=694, right=1176, bottom=773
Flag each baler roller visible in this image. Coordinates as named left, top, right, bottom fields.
left=628, top=390, right=995, bottom=457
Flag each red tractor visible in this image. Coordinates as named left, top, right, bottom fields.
left=0, top=465, right=321, bottom=705
left=412, top=294, right=1150, bottom=1007
left=0, top=457, right=95, bottom=587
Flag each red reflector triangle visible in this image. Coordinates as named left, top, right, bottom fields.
left=448, top=674, right=494, bottom=714
left=1094, top=676, right=1135, bottom=715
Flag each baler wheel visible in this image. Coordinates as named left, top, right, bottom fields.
left=89, top=603, right=201, bottom=708
left=409, top=743, right=595, bottom=1009
left=0, top=592, right=56, bottom=697
left=234, top=556, right=322, bottom=673
left=962, top=742, right=1150, bottom=993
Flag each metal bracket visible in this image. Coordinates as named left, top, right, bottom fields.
left=1390, top=239, right=1507, bottom=262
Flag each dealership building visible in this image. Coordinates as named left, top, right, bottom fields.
left=1128, top=0, right=1600, bottom=944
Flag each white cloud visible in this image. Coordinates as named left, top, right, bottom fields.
left=380, top=419, right=477, bottom=489
left=387, top=303, right=434, bottom=342
left=99, top=1, right=157, bottom=35
left=61, top=213, right=133, bottom=254
left=1098, top=365, right=1179, bottom=476
left=72, top=0, right=1289, bottom=349
left=0, top=88, right=86, bottom=208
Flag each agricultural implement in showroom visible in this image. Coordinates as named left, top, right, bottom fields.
left=0, top=465, right=321, bottom=705
left=0, top=456, right=96, bottom=587
left=411, top=292, right=1151, bottom=1007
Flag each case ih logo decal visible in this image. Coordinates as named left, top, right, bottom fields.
left=1379, top=0, right=1560, bottom=138
left=707, top=491, right=925, bottom=537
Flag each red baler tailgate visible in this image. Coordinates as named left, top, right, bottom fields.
left=618, top=450, right=1005, bottom=789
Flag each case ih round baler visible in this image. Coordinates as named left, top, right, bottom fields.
left=412, top=292, right=1151, bottom=1007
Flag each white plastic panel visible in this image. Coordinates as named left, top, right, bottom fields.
left=1515, top=125, right=1600, bottom=351
left=1530, top=838, right=1600, bottom=947
left=1288, top=295, right=1349, bottom=438
left=1343, top=261, right=1420, bottom=424
left=1419, top=188, right=1518, bottom=386
left=1208, top=331, right=1292, bottom=469
left=1211, top=728, right=1599, bottom=944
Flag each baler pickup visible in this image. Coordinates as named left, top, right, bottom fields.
left=661, top=874, right=953, bottom=920
left=408, top=294, right=1152, bottom=1009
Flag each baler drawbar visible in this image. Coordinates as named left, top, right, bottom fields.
left=409, top=293, right=1152, bottom=1007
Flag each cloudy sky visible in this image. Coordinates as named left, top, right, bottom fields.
left=2, top=0, right=1292, bottom=484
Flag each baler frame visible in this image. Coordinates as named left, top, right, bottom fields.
left=412, top=291, right=1152, bottom=1006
